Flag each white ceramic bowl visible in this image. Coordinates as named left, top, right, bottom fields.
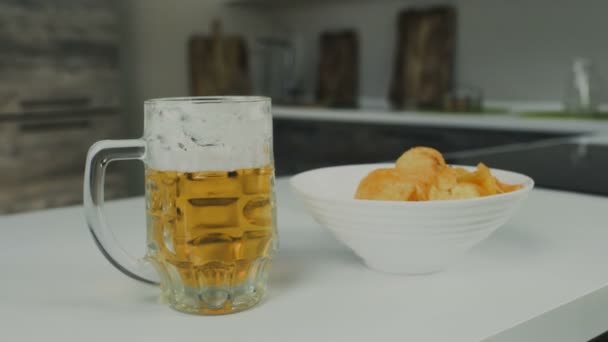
left=290, top=163, right=534, bottom=274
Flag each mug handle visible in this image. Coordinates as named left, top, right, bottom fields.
left=84, top=139, right=159, bottom=284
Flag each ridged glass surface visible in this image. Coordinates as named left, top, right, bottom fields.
left=145, top=166, right=277, bottom=314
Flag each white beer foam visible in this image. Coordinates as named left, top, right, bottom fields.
left=143, top=99, right=272, bottom=172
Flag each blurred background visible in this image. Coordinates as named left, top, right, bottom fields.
left=1, top=0, right=607, bottom=213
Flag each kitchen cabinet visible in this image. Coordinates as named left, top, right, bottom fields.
left=273, top=118, right=572, bottom=176
left=0, top=109, right=127, bottom=214
left=0, top=1, right=126, bottom=213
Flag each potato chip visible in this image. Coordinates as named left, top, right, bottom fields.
left=449, top=183, right=482, bottom=199
left=355, top=168, right=416, bottom=201
left=497, top=180, right=523, bottom=193
left=436, top=167, right=457, bottom=190
left=412, top=183, right=431, bottom=201
left=455, top=163, right=500, bottom=196
left=396, top=147, right=446, bottom=175
left=355, top=147, right=523, bottom=202
left=477, top=163, right=503, bottom=195
left=452, top=167, right=470, bottom=177
left=456, top=167, right=483, bottom=185
left=428, top=185, right=452, bottom=200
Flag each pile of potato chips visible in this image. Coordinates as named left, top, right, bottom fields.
left=355, top=147, right=522, bottom=201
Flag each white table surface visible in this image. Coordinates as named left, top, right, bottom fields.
left=1, top=179, right=607, bottom=341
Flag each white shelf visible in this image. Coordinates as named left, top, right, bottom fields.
left=272, top=104, right=608, bottom=134
left=225, top=0, right=407, bottom=8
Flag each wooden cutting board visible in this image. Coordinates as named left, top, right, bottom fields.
left=189, top=20, right=251, bottom=96
left=389, top=6, right=456, bottom=110
left=317, top=30, right=359, bottom=108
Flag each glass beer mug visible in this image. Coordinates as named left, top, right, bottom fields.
left=84, top=97, right=277, bottom=315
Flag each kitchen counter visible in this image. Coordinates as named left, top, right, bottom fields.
left=273, top=105, right=608, bottom=134
left=1, top=179, right=607, bottom=341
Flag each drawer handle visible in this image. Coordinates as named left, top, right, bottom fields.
left=20, top=97, right=91, bottom=110
left=19, top=120, right=90, bottom=132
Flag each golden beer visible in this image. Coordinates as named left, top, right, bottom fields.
left=144, top=165, right=276, bottom=314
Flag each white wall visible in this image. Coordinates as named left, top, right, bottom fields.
left=271, top=0, right=608, bottom=104
left=459, top=0, right=606, bottom=102
left=121, top=0, right=608, bottom=118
